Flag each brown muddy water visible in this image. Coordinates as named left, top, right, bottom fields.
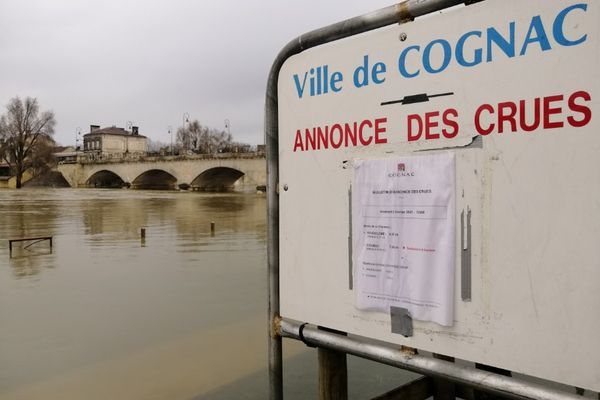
left=0, top=188, right=414, bottom=400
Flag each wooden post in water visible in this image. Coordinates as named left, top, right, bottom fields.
left=432, top=354, right=456, bottom=400
left=210, top=221, right=215, bottom=236
left=318, top=327, right=348, bottom=400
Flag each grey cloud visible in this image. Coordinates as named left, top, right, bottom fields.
left=0, top=0, right=395, bottom=146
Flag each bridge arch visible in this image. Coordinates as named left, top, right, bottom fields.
left=191, top=167, right=244, bottom=191
left=132, top=169, right=177, bottom=190
left=86, top=170, right=126, bottom=188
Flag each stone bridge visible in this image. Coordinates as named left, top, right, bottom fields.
left=57, top=153, right=266, bottom=191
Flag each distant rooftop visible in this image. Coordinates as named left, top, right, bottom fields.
left=84, top=125, right=146, bottom=138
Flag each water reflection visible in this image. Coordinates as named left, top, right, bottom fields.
left=74, top=193, right=264, bottom=241
left=9, top=250, right=54, bottom=279
left=0, top=188, right=270, bottom=399
left=81, top=197, right=152, bottom=237
left=0, top=188, right=408, bottom=400
left=173, top=194, right=266, bottom=245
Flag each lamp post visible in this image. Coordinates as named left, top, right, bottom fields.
left=168, top=125, right=173, bottom=155
left=182, top=112, right=190, bottom=151
left=75, top=127, right=82, bottom=151
left=224, top=119, right=232, bottom=153
left=224, top=119, right=230, bottom=136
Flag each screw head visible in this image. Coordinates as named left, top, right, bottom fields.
left=283, top=184, right=289, bottom=191
left=399, top=32, right=407, bottom=41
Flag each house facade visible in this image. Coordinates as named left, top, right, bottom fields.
left=83, top=125, right=148, bottom=158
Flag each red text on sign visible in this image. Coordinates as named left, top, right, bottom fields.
left=407, top=109, right=459, bottom=142
left=474, top=91, right=592, bottom=135
left=293, top=118, right=388, bottom=152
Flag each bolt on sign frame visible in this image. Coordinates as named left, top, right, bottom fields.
left=266, top=0, right=600, bottom=399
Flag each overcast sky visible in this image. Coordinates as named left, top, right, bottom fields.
left=0, top=0, right=396, bottom=147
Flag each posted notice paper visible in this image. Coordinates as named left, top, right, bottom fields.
left=353, top=153, right=455, bottom=326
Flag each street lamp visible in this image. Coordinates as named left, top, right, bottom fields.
left=75, top=127, right=82, bottom=151
left=183, top=113, right=190, bottom=130
left=168, top=125, right=173, bottom=155
left=182, top=112, right=190, bottom=151
left=224, top=119, right=232, bottom=153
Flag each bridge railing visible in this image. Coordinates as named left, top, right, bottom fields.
left=75, top=151, right=265, bottom=164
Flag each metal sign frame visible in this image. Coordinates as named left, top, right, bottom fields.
left=265, top=1, right=590, bottom=399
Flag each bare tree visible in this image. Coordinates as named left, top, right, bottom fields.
left=147, top=138, right=169, bottom=154
left=0, top=97, right=56, bottom=188
left=29, top=136, right=57, bottom=177
left=176, top=123, right=192, bottom=152
left=176, top=119, right=233, bottom=154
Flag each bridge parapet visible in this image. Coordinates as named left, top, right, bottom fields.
left=77, top=151, right=265, bottom=165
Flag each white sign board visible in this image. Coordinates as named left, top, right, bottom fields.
left=278, top=0, right=600, bottom=391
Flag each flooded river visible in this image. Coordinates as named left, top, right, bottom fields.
left=0, top=189, right=413, bottom=400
